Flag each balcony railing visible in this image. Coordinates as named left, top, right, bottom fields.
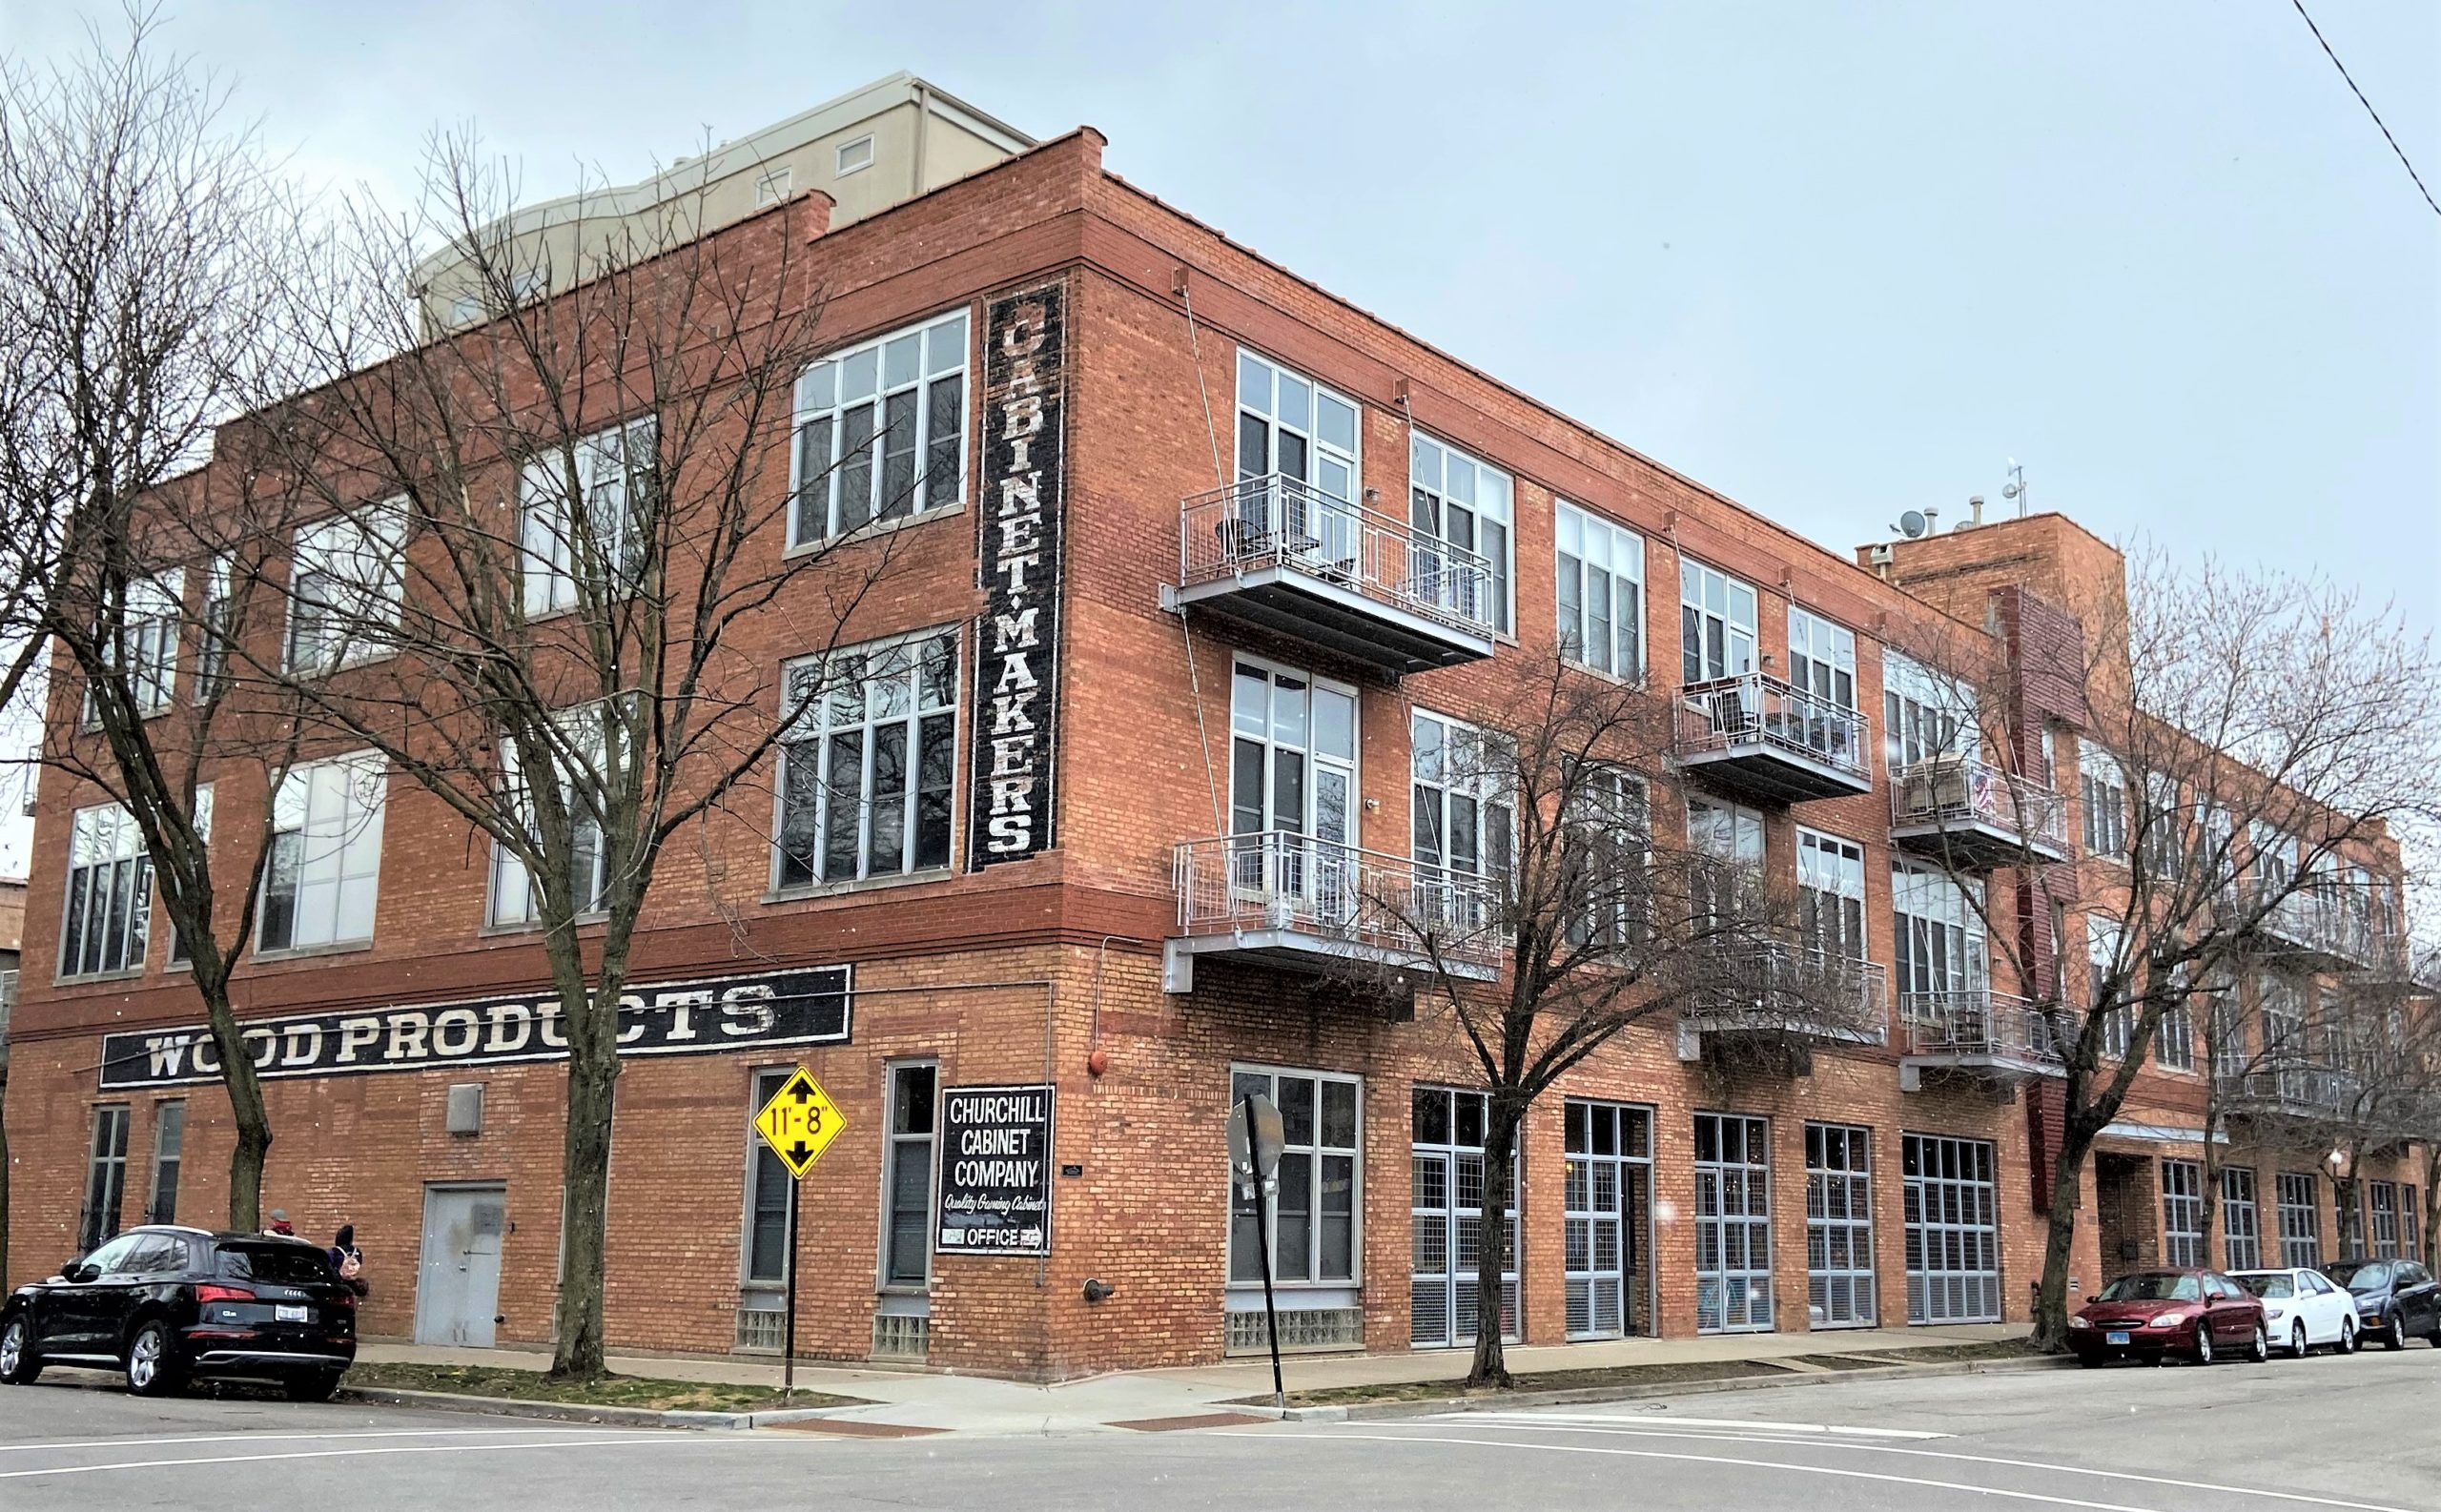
left=1682, top=943, right=1888, bottom=1046
left=1175, top=476, right=1496, bottom=672
left=1899, top=989, right=2065, bottom=1084
left=2219, top=1059, right=2359, bottom=1122
left=1674, top=673, right=1872, bottom=803
left=1889, top=756, right=2070, bottom=866
left=1168, top=829, right=1508, bottom=989
left=2234, top=880, right=2371, bottom=969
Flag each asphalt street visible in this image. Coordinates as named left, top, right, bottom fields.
left=4, top=1347, right=2436, bottom=1511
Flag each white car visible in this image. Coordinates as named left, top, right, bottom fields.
left=2233, top=1268, right=2361, bottom=1357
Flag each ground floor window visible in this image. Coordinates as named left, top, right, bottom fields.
left=1806, top=1123, right=1876, bottom=1328
left=78, top=1105, right=131, bottom=1254
left=2162, top=1160, right=2205, bottom=1267
left=2369, top=1181, right=2401, bottom=1259
left=2408, top=1187, right=2424, bottom=1265
left=1903, top=1134, right=2000, bottom=1325
left=737, top=1069, right=793, bottom=1351
left=2276, top=1172, right=2321, bottom=1269
left=1410, top=1086, right=1517, bottom=1348
left=1231, top=1067, right=1361, bottom=1290
left=2222, top=1167, right=2261, bottom=1272
left=1564, top=1100, right=1651, bottom=1339
left=883, top=1063, right=938, bottom=1287
left=1694, top=1113, right=1773, bottom=1334
left=144, top=1101, right=185, bottom=1226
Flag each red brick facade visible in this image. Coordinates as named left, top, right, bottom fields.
left=3, top=128, right=2424, bottom=1379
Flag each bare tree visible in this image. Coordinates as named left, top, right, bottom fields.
left=0, top=10, right=303, bottom=1234
left=1381, top=653, right=1883, bottom=1387
left=238, top=137, right=902, bottom=1379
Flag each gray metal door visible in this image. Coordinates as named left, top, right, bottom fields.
left=415, top=1184, right=505, bottom=1347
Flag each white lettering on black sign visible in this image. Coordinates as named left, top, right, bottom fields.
left=934, top=1083, right=1055, bottom=1256
left=967, top=281, right=1066, bottom=869
left=96, top=967, right=851, bottom=1091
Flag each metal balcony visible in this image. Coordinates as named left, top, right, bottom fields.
left=1171, top=476, right=1496, bottom=675
left=1673, top=673, right=1872, bottom=805
left=2361, top=933, right=2441, bottom=991
left=1897, top=989, right=2065, bottom=1090
left=2235, top=881, right=2370, bottom=971
left=2219, top=1060, right=2359, bottom=1127
left=1677, top=944, right=1888, bottom=1057
left=1164, top=829, right=1507, bottom=992
left=1889, top=756, right=2071, bottom=868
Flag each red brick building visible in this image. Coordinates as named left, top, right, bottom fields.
left=4, top=126, right=2427, bottom=1379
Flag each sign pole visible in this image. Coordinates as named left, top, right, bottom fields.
left=1243, top=1092, right=1284, bottom=1411
left=783, top=1170, right=801, bottom=1401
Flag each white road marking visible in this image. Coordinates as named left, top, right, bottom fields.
left=1333, top=1421, right=2433, bottom=1512
left=0, top=1427, right=646, bottom=1457
left=1437, top=1412, right=1950, bottom=1440
left=0, top=1435, right=803, bottom=1481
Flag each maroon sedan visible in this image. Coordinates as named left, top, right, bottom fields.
left=2068, top=1268, right=2269, bottom=1366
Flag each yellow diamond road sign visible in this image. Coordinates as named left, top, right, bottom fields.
left=754, top=1066, right=845, bottom=1179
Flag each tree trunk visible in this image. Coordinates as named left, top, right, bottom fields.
left=2198, top=1117, right=2222, bottom=1269
left=1465, top=1106, right=1519, bottom=1389
left=549, top=978, right=623, bottom=1381
left=2031, top=1131, right=2090, bottom=1352
left=202, top=987, right=273, bottom=1232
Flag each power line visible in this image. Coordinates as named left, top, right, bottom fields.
left=2287, top=0, right=2441, bottom=219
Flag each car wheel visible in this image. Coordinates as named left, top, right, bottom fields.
left=2193, top=1322, right=2215, bottom=1364
left=283, top=1370, right=344, bottom=1403
left=2340, top=1318, right=2359, bottom=1353
left=2077, top=1352, right=2103, bottom=1368
left=2247, top=1324, right=2269, bottom=1363
left=0, top=1316, right=40, bottom=1386
left=2381, top=1312, right=2405, bottom=1351
left=2289, top=1321, right=2308, bottom=1359
left=123, top=1318, right=184, bottom=1398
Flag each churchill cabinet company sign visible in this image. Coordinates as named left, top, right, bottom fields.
left=97, top=966, right=851, bottom=1092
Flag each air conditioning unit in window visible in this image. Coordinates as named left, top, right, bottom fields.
left=1904, top=753, right=1972, bottom=816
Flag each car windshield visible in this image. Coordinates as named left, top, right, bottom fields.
left=2326, top=1261, right=2390, bottom=1294
left=2097, top=1272, right=2201, bottom=1302
left=216, top=1242, right=334, bottom=1286
left=2236, top=1274, right=2293, bottom=1299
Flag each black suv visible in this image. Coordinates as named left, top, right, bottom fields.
left=0, top=1226, right=356, bottom=1400
left=2324, top=1257, right=2441, bottom=1349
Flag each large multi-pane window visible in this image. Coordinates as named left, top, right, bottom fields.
left=2209, top=988, right=2248, bottom=1079
left=488, top=707, right=616, bottom=927
left=2156, top=982, right=2195, bottom=1072
left=259, top=753, right=387, bottom=952
left=1410, top=1086, right=1518, bottom=1348
left=1884, top=652, right=1972, bottom=771
left=286, top=503, right=406, bottom=674
left=1694, top=1114, right=1773, bottom=1333
left=1229, top=1067, right=1360, bottom=1288
left=1688, top=798, right=1764, bottom=930
left=2370, top=1181, right=2401, bottom=1259
left=1787, top=607, right=1857, bottom=711
left=166, top=787, right=214, bottom=968
left=738, top=1069, right=793, bottom=1350
left=78, top=1105, right=131, bottom=1254
left=1554, top=501, right=1642, bottom=677
left=883, top=1064, right=938, bottom=1286
left=2223, top=1167, right=2262, bottom=1271
left=1410, top=434, right=1512, bottom=634
left=1796, top=828, right=1866, bottom=962
left=1411, top=710, right=1513, bottom=909
left=1679, top=560, right=1757, bottom=685
left=1563, top=765, right=1648, bottom=951
left=1806, top=1123, right=1876, bottom=1328
left=196, top=555, right=234, bottom=703
left=791, top=311, right=968, bottom=545
left=1903, top=1134, right=2000, bottom=1324
left=2407, top=1186, right=2423, bottom=1265
left=2081, top=746, right=2127, bottom=859
left=2140, top=773, right=2186, bottom=881
left=521, top=417, right=657, bottom=615
left=2277, top=1172, right=2322, bottom=1268
left=776, top=628, right=957, bottom=888
left=61, top=803, right=152, bottom=978
left=2259, top=971, right=2307, bottom=1063
left=1235, top=346, right=1359, bottom=574
left=2250, top=823, right=2297, bottom=898
left=86, top=570, right=183, bottom=721
left=145, top=1101, right=186, bottom=1226
left=1229, top=659, right=1359, bottom=866
left=2087, top=916, right=2129, bottom=1057
left=1564, top=1101, right=1651, bottom=1339
left=2162, top=1160, right=2205, bottom=1267
left=1892, top=863, right=1987, bottom=1005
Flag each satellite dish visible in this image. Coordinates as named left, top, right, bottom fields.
left=1897, top=509, right=1929, bottom=539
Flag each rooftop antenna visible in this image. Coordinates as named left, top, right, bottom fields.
left=2002, top=459, right=2028, bottom=518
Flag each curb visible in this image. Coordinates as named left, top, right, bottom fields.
left=1255, top=1353, right=2076, bottom=1423
left=335, top=1385, right=866, bottom=1431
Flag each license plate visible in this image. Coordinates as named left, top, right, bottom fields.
left=277, top=1304, right=309, bottom=1323
left=2106, top=1331, right=2131, bottom=1346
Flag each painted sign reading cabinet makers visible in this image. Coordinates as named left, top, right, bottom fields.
left=96, top=966, right=851, bottom=1092
left=967, top=281, right=1067, bottom=869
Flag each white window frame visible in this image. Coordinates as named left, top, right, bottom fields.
left=1787, top=606, right=1858, bottom=712
left=286, top=502, right=406, bottom=675
left=165, top=785, right=214, bottom=968
left=2081, top=746, right=2127, bottom=860
left=1892, top=860, right=1988, bottom=1005
left=2088, top=914, right=2128, bottom=1057
left=487, top=705, right=618, bottom=928
left=1228, top=1064, right=1364, bottom=1293
left=1883, top=651, right=1975, bottom=771
left=258, top=751, right=386, bottom=953
left=1236, top=350, right=1360, bottom=507
left=1796, top=827, right=1867, bottom=962
left=195, top=555, right=233, bottom=704
left=1688, top=796, right=1764, bottom=929
left=60, top=803, right=152, bottom=980
left=1410, top=708, right=1513, bottom=889
left=1564, top=764, right=1650, bottom=951
left=741, top=1067, right=795, bottom=1295
left=1679, top=558, right=1757, bottom=685
left=774, top=624, right=961, bottom=889
left=878, top=1060, right=938, bottom=1290
left=789, top=310, right=969, bottom=547
left=1555, top=500, right=1643, bottom=678
left=754, top=167, right=793, bottom=206
left=2161, top=1159, right=2206, bottom=1268
left=520, top=417, right=656, bottom=617
left=834, top=134, right=875, bottom=175
left=2222, top=1166, right=2262, bottom=1271
left=85, top=569, right=183, bottom=723
left=1409, top=432, right=1513, bottom=636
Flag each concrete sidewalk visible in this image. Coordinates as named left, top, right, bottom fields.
left=356, top=1319, right=2030, bottom=1435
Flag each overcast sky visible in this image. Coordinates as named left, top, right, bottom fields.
left=1, top=0, right=2434, bottom=876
